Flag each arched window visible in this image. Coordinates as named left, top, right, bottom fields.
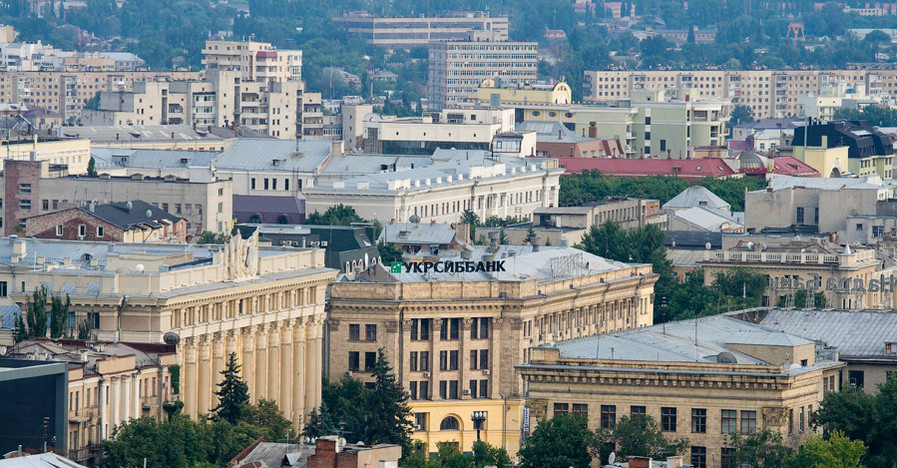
left=249, top=215, right=262, bottom=224
left=276, top=215, right=288, bottom=224
left=440, top=416, right=460, bottom=431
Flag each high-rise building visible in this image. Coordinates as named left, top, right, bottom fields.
left=332, top=11, right=509, bottom=50
left=202, top=40, right=302, bottom=83
left=428, top=32, right=538, bottom=111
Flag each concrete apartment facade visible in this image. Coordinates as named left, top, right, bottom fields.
left=583, top=68, right=897, bottom=119
left=518, top=315, right=844, bottom=468
left=0, top=70, right=200, bottom=122
left=328, top=245, right=658, bottom=455
left=428, top=32, right=538, bottom=111
left=332, top=12, right=509, bottom=50
left=0, top=233, right=337, bottom=429
left=201, top=40, right=302, bottom=83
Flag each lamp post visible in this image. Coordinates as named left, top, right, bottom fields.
left=471, top=410, right=487, bottom=441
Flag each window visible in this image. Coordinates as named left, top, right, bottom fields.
left=440, top=351, right=448, bottom=371
left=788, top=408, right=794, bottom=434
left=692, top=408, right=707, bottom=433
left=660, top=139, right=667, bottom=152
left=348, top=352, right=359, bottom=371
left=440, top=318, right=460, bottom=340
left=419, top=381, right=428, bottom=399
left=741, top=410, right=757, bottom=434
left=799, top=407, right=805, bottom=433
left=448, top=380, right=458, bottom=399
left=264, top=178, right=269, bottom=190
left=554, top=403, right=569, bottom=415
left=251, top=179, right=256, bottom=190
left=349, top=324, right=360, bottom=341
left=721, top=448, right=736, bottom=468
left=411, top=319, right=430, bottom=340
left=721, top=409, right=737, bottom=434
left=631, top=406, right=646, bottom=417
left=439, top=380, right=447, bottom=399
left=470, top=317, right=489, bottom=339
left=78, top=225, right=86, bottom=237
left=56, top=225, right=63, bottom=236
left=410, top=351, right=418, bottom=371
left=419, top=351, right=429, bottom=371
left=849, top=370, right=865, bottom=389
left=414, top=413, right=427, bottom=430
left=691, top=446, right=707, bottom=468
left=365, top=324, right=377, bottom=341
left=661, top=407, right=677, bottom=432
left=0, top=281, right=7, bottom=297
left=364, top=351, right=376, bottom=371
left=409, top=381, right=418, bottom=400
left=96, top=226, right=104, bottom=238
left=439, top=416, right=460, bottom=430
left=19, top=199, right=31, bottom=211
left=600, top=405, right=616, bottom=428
left=856, top=223, right=864, bottom=231
left=479, top=379, right=488, bottom=398
left=572, top=404, right=588, bottom=417
left=796, top=207, right=805, bottom=223
left=449, top=350, right=458, bottom=370
left=19, top=184, right=31, bottom=194
left=814, top=207, right=819, bottom=224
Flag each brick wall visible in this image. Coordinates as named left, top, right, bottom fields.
left=4, top=160, right=41, bottom=236
left=24, top=209, right=125, bottom=241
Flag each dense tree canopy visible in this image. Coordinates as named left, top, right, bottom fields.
left=519, top=413, right=600, bottom=468
left=597, top=415, right=689, bottom=460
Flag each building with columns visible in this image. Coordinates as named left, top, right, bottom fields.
left=0, top=229, right=336, bottom=430
left=3, top=339, right=177, bottom=466
left=327, top=245, right=657, bottom=455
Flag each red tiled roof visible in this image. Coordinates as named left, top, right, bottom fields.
left=256, top=51, right=277, bottom=58
left=769, top=156, right=820, bottom=177
left=555, top=157, right=739, bottom=179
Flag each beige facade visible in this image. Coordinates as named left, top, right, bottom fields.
left=0, top=138, right=90, bottom=172
left=202, top=40, right=302, bottom=83
left=583, top=69, right=897, bottom=119
left=5, top=340, right=177, bottom=465
left=700, top=235, right=890, bottom=310
left=428, top=35, right=538, bottom=111
left=475, top=80, right=572, bottom=106
left=328, top=245, right=657, bottom=455
left=0, top=234, right=337, bottom=428
left=518, top=315, right=844, bottom=468
left=0, top=70, right=200, bottom=121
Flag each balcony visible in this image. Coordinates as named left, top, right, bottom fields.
left=68, top=445, right=101, bottom=463
left=68, top=407, right=98, bottom=423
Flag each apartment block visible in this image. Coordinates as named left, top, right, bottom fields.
left=332, top=11, right=509, bottom=50
left=202, top=40, right=302, bottom=83
left=583, top=68, right=897, bottom=119
left=428, top=32, right=538, bottom=111
left=0, top=70, right=200, bottom=122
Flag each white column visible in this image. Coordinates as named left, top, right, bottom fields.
left=110, top=378, right=120, bottom=429
left=197, top=336, right=211, bottom=415
left=280, top=324, right=293, bottom=422
left=121, top=376, right=130, bottom=423
left=242, top=327, right=255, bottom=399
left=267, top=324, right=280, bottom=404
left=304, top=319, right=316, bottom=410
left=132, top=373, right=140, bottom=419
left=255, top=325, right=268, bottom=401
left=183, top=338, right=198, bottom=417
left=292, top=318, right=307, bottom=428
left=98, top=381, right=107, bottom=439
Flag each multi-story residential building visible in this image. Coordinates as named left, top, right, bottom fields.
left=744, top=175, right=890, bottom=235
left=23, top=199, right=188, bottom=243
left=0, top=71, right=200, bottom=122
left=81, top=71, right=316, bottom=139
left=332, top=11, right=509, bottom=50
left=304, top=149, right=563, bottom=224
left=518, top=315, right=844, bottom=468
left=511, top=88, right=730, bottom=159
left=328, top=244, right=658, bottom=455
left=700, top=234, right=888, bottom=310
left=5, top=339, right=177, bottom=465
left=798, top=82, right=882, bottom=120
left=0, top=233, right=337, bottom=428
left=792, top=120, right=894, bottom=179
left=202, top=40, right=302, bottom=83
left=583, top=68, right=897, bottom=119
left=1, top=159, right=233, bottom=235
left=428, top=32, right=538, bottom=111
left=0, top=40, right=145, bottom=72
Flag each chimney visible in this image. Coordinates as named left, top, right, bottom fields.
left=330, top=140, right=345, bottom=157
left=588, top=121, right=597, bottom=138
left=79, top=349, right=88, bottom=362
left=558, top=129, right=562, bottom=140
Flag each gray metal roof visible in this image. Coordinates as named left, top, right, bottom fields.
left=378, top=222, right=458, bottom=246
left=0, top=305, right=19, bottom=330
left=0, top=452, right=88, bottom=468
left=764, top=175, right=883, bottom=192
left=553, top=315, right=818, bottom=370
left=516, top=120, right=591, bottom=143
left=731, top=308, right=897, bottom=359
left=215, top=139, right=332, bottom=173
left=63, top=124, right=223, bottom=143
left=663, top=186, right=730, bottom=211
left=672, top=206, right=743, bottom=231
left=91, top=148, right=217, bottom=170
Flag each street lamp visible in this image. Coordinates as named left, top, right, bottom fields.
left=471, top=410, right=487, bottom=441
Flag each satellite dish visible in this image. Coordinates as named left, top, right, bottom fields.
left=608, top=452, right=616, bottom=465
left=409, top=214, right=421, bottom=224
left=135, top=264, right=144, bottom=273
left=163, top=331, right=180, bottom=345
left=705, top=242, right=712, bottom=250
left=146, top=209, right=153, bottom=218
left=717, top=352, right=737, bottom=364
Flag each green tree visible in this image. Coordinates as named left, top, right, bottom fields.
left=302, top=401, right=340, bottom=439
left=86, top=156, right=97, bottom=176
left=365, top=348, right=414, bottom=450
left=213, top=352, right=250, bottom=424
left=77, top=318, right=92, bottom=340
left=378, top=241, right=403, bottom=264
left=49, top=293, right=70, bottom=339
left=784, top=431, right=867, bottom=468
left=461, top=209, right=479, bottom=240
left=730, top=105, right=755, bottom=127
left=197, top=231, right=229, bottom=244
left=15, top=287, right=51, bottom=342
left=599, top=415, right=689, bottom=460
left=519, top=413, right=600, bottom=468
left=727, top=428, right=794, bottom=468
left=471, top=440, right=512, bottom=468
left=306, top=204, right=366, bottom=226
left=84, top=92, right=101, bottom=111
left=243, top=399, right=294, bottom=442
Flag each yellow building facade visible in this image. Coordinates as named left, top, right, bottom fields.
left=327, top=245, right=657, bottom=455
